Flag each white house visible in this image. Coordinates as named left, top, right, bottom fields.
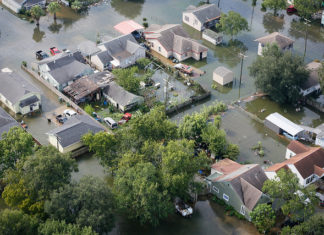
left=103, top=81, right=144, bottom=112
left=144, top=24, right=208, bottom=62
left=91, top=34, right=146, bottom=71
left=182, top=4, right=221, bottom=31
left=0, top=68, right=41, bottom=115
left=300, top=61, right=322, bottom=97
left=2, top=0, right=45, bottom=13
left=213, top=66, right=234, bottom=86
left=255, top=32, right=294, bottom=56
left=265, top=141, right=324, bottom=187
left=47, top=115, right=105, bottom=156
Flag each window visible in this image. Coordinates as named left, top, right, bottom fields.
left=158, top=47, right=161, bottom=52
left=151, top=42, right=154, bottom=48
left=185, top=16, right=189, bottom=22
left=240, top=205, right=245, bottom=215
left=213, top=186, right=219, bottom=193
left=223, top=193, right=229, bottom=201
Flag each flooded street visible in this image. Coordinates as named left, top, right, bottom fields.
left=1, top=0, right=324, bottom=233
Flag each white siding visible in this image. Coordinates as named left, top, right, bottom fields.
left=285, top=148, right=296, bottom=159
left=2, top=0, right=22, bottom=13
left=90, top=55, right=104, bottom=71
left=265, top=171, right=277, bottom=180
left=288, top=164, right=306, bottom=187
left=315, top=137, right=324, bottom=148
left=182, top=12, right=203, bottom=31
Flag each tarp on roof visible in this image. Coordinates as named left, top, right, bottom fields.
left=114, top=20, right=144, bottom=35
left=265, top=112, right=304, bottom=137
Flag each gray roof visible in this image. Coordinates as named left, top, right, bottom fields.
left=213, top=66, right=233, bottom=77
left=19, top=95, right=39, bottom=108
left=301, top=61, right=322, bottom=90
left=96, top=51, right=114, bottom=65
left=77, top=40, right=101, bottom=56
left=0, top=107, right=19, bottom=140
left=0, top=68, right=39, bottom=105
left=103, top=81, right=142, bottom=107
left=47, top=115, right=104, bottom=148
left=184, top=4, right=221, bottom=23
left=255, top=32, right=294, bottom=49
left=23, top=0, right=45, bottom=7
left=87, top=71, right=114, bottom=88
left=99, top=34, right=142, bottom=61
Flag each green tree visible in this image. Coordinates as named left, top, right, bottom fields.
left=0, top=209, right=38, bottom=235
left=262, top=0, right=287, bottom=15
left=114, top=161, right=173, bottom=226
left=112, top=67, right=141, bottom=94
left=39, top=219, right=97, bottom=235
left=71, top=0, right=83, bottom=11
left=0, top=126, right=34, bottom=178
left=294, top=0, right=322, bottom=19
left=249, top=44, right=309, bottom=105
left=281, top=214, right=324, bottom=235
left=217, top=11, right=249, bottom=39
left=45, top=176, right=114, bottom=234
left=201, top=124, right=227, bottom=157
left=84, top=104, right=94, bottom=115
left=47, top=1, right=61, bottom=20
left=223, top=143, right=240, bottom=160
left=262, top=169, right=317, bottom=221
left=250, top=204, right=276, bottom=234
left=178, top=112, right=207, bottom=140
left=2, top=146, right=77, bottom=216
left=30, top=5, right=45, bottom=26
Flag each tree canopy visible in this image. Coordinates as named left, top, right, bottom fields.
left=30, top=5, right=45, bottom=26
left=294, top=0, right=323, bottom=19
left=281, top=214, right=324, bottom=235
left=249, top=44, right=309, bottom=104
left=45, top=176, right=114, bottom=234
left=217, top=11, right=249, bottom=39
left=250, top=203, right=276, bottom=234
left=112, top=66, right=141, bottom=94
left=38, top=219, right=98, bottom=235
left=178, top=112, right=207, bottom=140
left=47, top=2, right=61, bottom=20
left=262, top=0, right=287, bottom=15
left=262, top=169, right=317, bottom=221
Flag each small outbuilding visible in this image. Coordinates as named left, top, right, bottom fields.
left=202, top=29, right=223, bottom=45
left=114, top=20, right=144, bottom=35
left=213, top=66, right=234, bottom=86
left=265, top=112, right=304, bottom=140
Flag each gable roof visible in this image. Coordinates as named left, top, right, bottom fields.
left=63, top=77, right=100, bottom=103
left=211, top=158, right=242, bottom=175
left=114, top=20, right=144, bottom=35
left=255, top=32, right=294, bottom=49
left=213, top=66, right=233, bottom=77
left=47, top=115, right=104, bottom=148
left=184, top=4, right=221, bottom=23
left=0, top=107, right=19, bottom=140
left=103, top=81, right=143, bottom=107
left=0, top=68, right=40, bottom=105
left=287, top=140, right=310, bottom=154
left=240, top=178, right=263, bottom=211
left=266, top=146, right=324, bottom=179
left=301, top=61, right=321, bottom=90
left=144, top=24, right=208, bottom=54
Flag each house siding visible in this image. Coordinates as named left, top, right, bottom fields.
left=2, top=0, right=23, bottom=13
left=48, top=134, right=84, bottom=154
left=0, top=92, right=41, bottom=114
left=91, top=55, right=105, bottom=71
left=182, top=12, right=203, bottom=31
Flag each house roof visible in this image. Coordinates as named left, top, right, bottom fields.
left=77, top=40, right=101, bottom=56
left=265, top=112, right=304, bottom=137
left=301, top=61, right=322, bottom=90
left=114, top=20, right=144, bottom=35
left=184, top=4, right=221, bottom=23
left=266, top=146, right=324, bottom=179
left=23, top=0, right=45, bottom=7
left=86, top=71, right=114, bottom=88
left=96, top=51, right=114, bottom=65
left=19, top=95, right=39, bottom=108
left=47, top=115, right=104, bottom=148
left=103, top=81, right=143, bottom=107
left=213, top=66, right=233, bottom=77
left=287, top=140, right=310, bottom=154
left=240, top=178, right=263, bottom=211
left=63, top=77, right=100, bottom=103
left=211, top=158, right=242, bottom=175
left=144, top=24, right=208, bottom=54
left=255, top=32, right=294, bottom=49
left=0, top=68, right=39, bottom=105
left=0, top=107, right=19, bottom=140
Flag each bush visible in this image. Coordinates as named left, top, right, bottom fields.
left=136, top=58, right=151, bottom=69
left=84, top=104, right=95, bottom=115
left=21, top=61, right=27, bottom=67
left=143, top=22, right=148, bottom=28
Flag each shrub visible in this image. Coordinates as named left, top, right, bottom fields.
left=84, top=104, right=95, bottom=115
left=21, top=61, right=27, bottom=67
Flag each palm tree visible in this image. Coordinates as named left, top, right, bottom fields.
left=71, top=0, right=82, bottom=12
left=47, top=1, right=61, bottom=20
left=30, top=5, right=45, bottom=26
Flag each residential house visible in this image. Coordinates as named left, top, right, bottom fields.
left=144, top=24, right=208, bottom=62
left=265, top=140, right=324, bottom=187
left=36, top=51, right=93, bottom=91
left=300, top=61, right=322, bottom=96
left=47, top=115, right=105, bottom=156
left=2, top=0, right=45, bottom=13
left=0, top=68, right=41, bottom=115
left=255, top=32, right=294, bottom=56
left=182, top=4, right=221, bottom=31
left=103, top=81, right=144, bottom=112
left=205, top=159, right=270, bottom=220
left=315, top=123, right=324, bottom=148
left=91, top=34, right=145, bottom=71
left=0, top=107, right=19, bottom=139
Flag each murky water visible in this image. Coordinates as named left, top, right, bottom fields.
left=1, top=0, right=324, bottom=233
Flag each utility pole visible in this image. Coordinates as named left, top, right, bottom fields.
left=303, top=18, right=311, bottom=61
left=239, top=52, right=247, bottom=86
left=164, top=74, right=169, bottom=108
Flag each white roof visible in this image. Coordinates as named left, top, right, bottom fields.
left=213, top=66, right=233, bottom=77
left=265, top=112, right=304, bottom=136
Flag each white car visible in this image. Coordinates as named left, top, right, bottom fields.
left=175, top=197, right=193, bottom=218
left=63, top=109, right=77, bottom=118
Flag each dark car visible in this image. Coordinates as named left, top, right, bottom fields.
left=36, top=50, right=49, bottom=60
left=56, top=114, right=67, bottom=124
left=50, top=47, right=61, bottom=56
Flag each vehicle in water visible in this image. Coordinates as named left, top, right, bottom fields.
left=175, top=197, right=193, bottom=218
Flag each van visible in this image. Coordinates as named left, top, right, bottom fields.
left=104, top=117, right=118, bottom=129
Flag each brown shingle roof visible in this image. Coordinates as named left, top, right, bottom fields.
left=287, top=140, right=310, bottom=154
left=314, top=165, right=324, bottom=177
left=255, top=32, right=294, bottom=49
left=240, top=178, right=263, bottom=211
left=211, top=158, right=242, bottom=175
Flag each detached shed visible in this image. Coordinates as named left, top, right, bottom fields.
left=202, top=29, right=222, bottom=45
left=213, top=66, right=234, bottom=85
left=265, top=112, right=304, bottom=140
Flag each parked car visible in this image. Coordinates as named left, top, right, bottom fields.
left=50, top=47, right=61, bottom=56
left=287, top=5, right=297, bottom=14
left=104, top=117, right=118, bottom=129
left=174, top=63, right=193, bottom=75
left=174, top=197, right=193, bottom=218
left=36, top=50, right=49, bottom=60
left=118, top=113, right=132, bottom=125
left=56, top=114, right=67, bottom=124
left=63, top=109, right=77, bottom=118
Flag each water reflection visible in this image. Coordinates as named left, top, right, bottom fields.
left=48, top=21, right=63, bottom=34
left=55, top=5, right=85, bottom=30
left=289, top=19, right=324, bottom=43
left=32, top=26, right=45, bottom=42
left=110, top=0, right=145, bottom=19
left=263, top=13, right=284, bottom=33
